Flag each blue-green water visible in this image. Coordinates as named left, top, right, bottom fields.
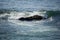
left=0, top=0, right=60, bottom=40
left=0, top=11, right=60, bottom=40
left=0, top=0, right=60, bottom=11
left=0, top=19, right=60, bottom=40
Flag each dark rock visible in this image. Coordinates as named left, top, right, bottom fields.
left=18, top=15, right=46, bottom=21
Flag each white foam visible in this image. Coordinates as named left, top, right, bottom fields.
left=7, top=11, right=46, bottom=20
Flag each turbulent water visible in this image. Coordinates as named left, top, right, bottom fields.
left=0, top=0, right=60, bottom=40
left=0, top=10, right=60, bottom=40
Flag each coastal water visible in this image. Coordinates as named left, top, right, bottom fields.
left=0, top=0, right=60, bottom=40
left=0, top=11, right=60, bottom=40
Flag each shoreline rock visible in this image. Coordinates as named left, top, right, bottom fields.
left=18, top=15, right=46, bottom=21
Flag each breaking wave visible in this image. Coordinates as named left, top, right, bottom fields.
left=0, top=10, right=60, bottom=20
left=0, top=10, right=60, bottom=40
left=0, top=10, right=60, bottom=27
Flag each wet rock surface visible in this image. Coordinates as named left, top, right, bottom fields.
left=18, top=15, right=46, bottom=21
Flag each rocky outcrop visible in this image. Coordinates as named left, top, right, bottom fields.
left=18, top=15, right=46, bottom=21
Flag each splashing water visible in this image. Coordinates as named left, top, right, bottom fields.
left=0, top=10, right=60, bottom=40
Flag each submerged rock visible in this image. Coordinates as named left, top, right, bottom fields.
left=18, top=15, right=46, bottom=21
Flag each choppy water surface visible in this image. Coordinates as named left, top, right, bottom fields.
left=0, top=11, right=60, bottom=40
left=0, top=0, right=60, bottom=40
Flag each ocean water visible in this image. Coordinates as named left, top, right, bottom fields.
left=0, top=0, right=60, bottom=40
left=0, top=0, right=60, bottom=11
left=0, top=11, right=60, bottom=40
